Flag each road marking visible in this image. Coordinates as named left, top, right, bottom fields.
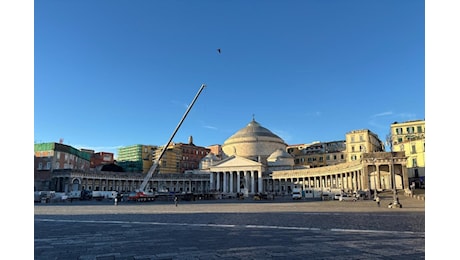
left=35, top=218, right=423, bottom=235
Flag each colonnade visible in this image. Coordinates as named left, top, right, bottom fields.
left=268, top=169, right=364, bottom=195
left=50, top=171, right=210, bottom=194
left=209, top=170, right=263, bottom=194
left=49, top=153, right=407, bottom=197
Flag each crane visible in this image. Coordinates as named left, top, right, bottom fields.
left=133, top=84, right=206, bottom=200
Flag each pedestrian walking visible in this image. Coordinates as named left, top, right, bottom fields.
left=174, top=196, right=178, bottom=207
left=376, top=196, right=380, bottom=207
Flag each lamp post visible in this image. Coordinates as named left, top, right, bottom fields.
left=386, top=133, right=402, bottom=208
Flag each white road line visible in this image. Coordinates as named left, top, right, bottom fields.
left=35, top=218, right=424, bottom=235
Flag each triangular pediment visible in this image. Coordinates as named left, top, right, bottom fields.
left=210, top=155, right=262, bottom=169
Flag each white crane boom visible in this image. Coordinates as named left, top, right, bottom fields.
left=138, top=84, right=206, bottom=192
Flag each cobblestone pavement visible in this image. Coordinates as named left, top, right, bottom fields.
left=35, top=194, right=425, bottom=259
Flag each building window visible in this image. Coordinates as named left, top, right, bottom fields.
left=46, top=162, right=51, bottom=169
left=417, top=126, right=423, bottom=133
left=38, top=162, right=42, bottom=170
left=359, top=135, right=364, bottom=141
left=411, top=145, right=416, bottom=154
left=351, top=146, right=355, bottom=152
left=412, top=158, right=417, bottom=167
left=406, top=127, right=415, bottom=134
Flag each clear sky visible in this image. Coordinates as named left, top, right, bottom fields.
left=34, top=0, right=425, bottom=156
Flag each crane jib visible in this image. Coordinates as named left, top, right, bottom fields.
left=138, top=84, right=206, bottom=192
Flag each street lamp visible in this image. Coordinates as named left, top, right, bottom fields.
left=386, top=133, right=402, bottom=208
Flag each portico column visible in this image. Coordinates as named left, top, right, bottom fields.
left=402, top=163, right=409, bottom=189
left=346, top=172, right=350, bottom=190
left=354, top=171, right=357, bottom=190
left=349, top=172, right=353, bottom=191
left=245, top=171, right=249, bottom=192
left=229, top=172, right=234, bottom=193
left=216, top=172, right=220, bottom=192
left=251, top=171, right=255, bottom=193
left=358, top=170, right=362, bottom=190
left=389, top=163, right=394, bottom=191
left=223, top=172, right=228, bottom=193
left=237, top=172, right=241, bottom=193
left=210, top=172, right=214, bottom=190
left=258, top=171, right=263, bottom=193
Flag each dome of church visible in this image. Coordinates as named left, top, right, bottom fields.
left=267, top=148, right=294, bottom=161
left=267, top=148, right=295, bottom=167
left=199, top=152, right=221, bottom=169
left=222, top=119, right=287, bottom=162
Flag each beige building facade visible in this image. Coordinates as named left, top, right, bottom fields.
left=390, top=120, right=425, bottom=188
left=346, top=129, right=385, bottom=162
left=287, top=141, right=347, bottom=168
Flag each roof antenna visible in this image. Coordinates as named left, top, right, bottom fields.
left=252, top=114, right=255, bottom=121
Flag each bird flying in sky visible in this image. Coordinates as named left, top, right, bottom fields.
left=217, top=48, right=221, bottom=54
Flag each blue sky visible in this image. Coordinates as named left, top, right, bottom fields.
left=34, top=0, right=425, bottom=156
